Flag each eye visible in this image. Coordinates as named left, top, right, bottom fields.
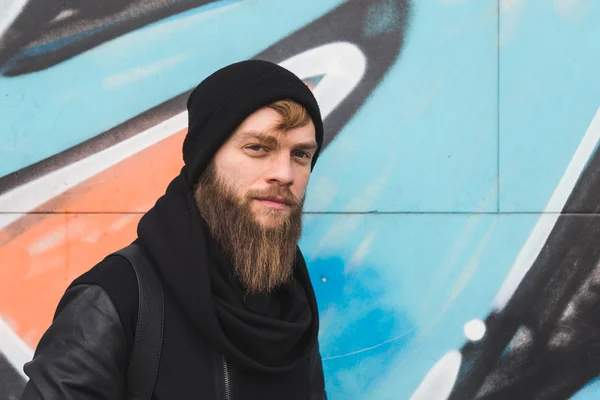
left=246, top=144, right=266, bottom=152
left=293, top=150, right=311, bottom=159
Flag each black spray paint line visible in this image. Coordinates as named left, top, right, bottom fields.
left=0, top=0, right=226, bottom=75
left=410, top=107, right=600, bottom=399
left=0, top=0, right=412, bottom=214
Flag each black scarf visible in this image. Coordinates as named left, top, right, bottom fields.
left=136, top=167, right=319, bottom=399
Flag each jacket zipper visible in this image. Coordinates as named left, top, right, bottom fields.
left=223, top=356, right=232, bottom=400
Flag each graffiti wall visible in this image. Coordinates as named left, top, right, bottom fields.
left=1, top=0, right=600, bottom=398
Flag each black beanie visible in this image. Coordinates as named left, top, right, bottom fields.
left=182, top=59, right=324, bottom=188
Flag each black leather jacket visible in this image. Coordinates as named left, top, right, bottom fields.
left=19, top=283, right=327, bottom=399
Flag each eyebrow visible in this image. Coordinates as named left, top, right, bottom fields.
left=293, top=141, right=319, bottom=152
left=238, top=130, right=318, bottom=152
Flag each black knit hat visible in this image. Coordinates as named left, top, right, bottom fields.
left=182, top=59, right=324, bottom=187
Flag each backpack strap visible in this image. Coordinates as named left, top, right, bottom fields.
left=115, top=244, right=164, bottom=400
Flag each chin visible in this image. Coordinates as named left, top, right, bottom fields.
left=255, top=212, right=287, bottom=228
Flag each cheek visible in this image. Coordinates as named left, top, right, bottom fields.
left=220, top=163, right=261, bottom=197
left=292, top=170, right=311, bottom=199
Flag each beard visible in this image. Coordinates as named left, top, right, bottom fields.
left=194, top=163, right=304, bottom=295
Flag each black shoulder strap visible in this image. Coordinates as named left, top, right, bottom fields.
left=115, top=243, right=164, bottom=400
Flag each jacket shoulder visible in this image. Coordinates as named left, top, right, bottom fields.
left=21, top=284, right=128, bottom=399
left=68, top=252, right=140, bottom=353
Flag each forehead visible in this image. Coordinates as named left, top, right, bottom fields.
left=236, top=107, right=282, bottom=131
left=230, top=107, right=316, bottom=144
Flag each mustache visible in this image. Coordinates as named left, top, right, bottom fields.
left=246, top=187, right=300, bottom=206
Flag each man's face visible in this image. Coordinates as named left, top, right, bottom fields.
left=211, top=107, right=317, bottom=227
left=194, top=105, right=317, bottom=294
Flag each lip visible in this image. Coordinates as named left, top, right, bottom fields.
left=255, top=197, right=292, bottom=209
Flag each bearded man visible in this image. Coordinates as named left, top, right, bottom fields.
left=20, top=60, right=327, bottom=400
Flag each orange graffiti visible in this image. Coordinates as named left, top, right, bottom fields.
left=0, top=128, right=186, bottom=349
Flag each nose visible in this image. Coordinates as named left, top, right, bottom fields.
left=265, top=153, right=294, bottom=186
